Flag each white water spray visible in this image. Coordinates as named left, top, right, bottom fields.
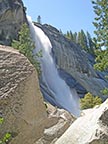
left=27, top=16, right=80, bottom=117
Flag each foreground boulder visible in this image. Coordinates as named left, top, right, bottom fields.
left=55, top=99, right=108, bottom=144
left=0, top=0, right=27, bottom=45
left=0, top=45, right=47, bottom=144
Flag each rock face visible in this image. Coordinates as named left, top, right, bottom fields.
left=55, top=99, right=108, bottom=144
left=35, top=103, right=75, bottom=144
left=0, top=45, right=48, bottom=144
left=35, top=23, right=108, bottom=98
left=0, top=0, right=107, bottom=98
left=0, top=0, right=27, bottom=45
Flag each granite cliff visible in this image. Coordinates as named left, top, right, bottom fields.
left=0, top=0, right=27, bottom=45
left=34, top=23, right=108, bottom=99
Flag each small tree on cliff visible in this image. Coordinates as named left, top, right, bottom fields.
left=37, top=15, right=42, bottom=24
left=11, top=23, right=41, bottom=75
left=80, top=92, right=102, bottom=109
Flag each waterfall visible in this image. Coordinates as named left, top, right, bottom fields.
left=27, top=16, right=80, bottom=117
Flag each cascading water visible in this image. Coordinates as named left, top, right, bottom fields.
left=27, top=16, right=80, bottom=117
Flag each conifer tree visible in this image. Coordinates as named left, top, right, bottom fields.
left=87, top=31, right=95, bottom=55
left=80, top=30, right=88, bottom=51
left=12, top=23, right=41, bottom=75
left=92, top=0, right=108, bottom=71
left=65, top=31, right=70, bottom=39
left=73, top=32, right=77, bottom=43
left=77, top=32, right=81, bottom=45
left=65, top=30, right=95, bottom=54
left=37, top=15, right=41, bottom=24
left=92, top=0, right=108, bottom=95
left=92, top=0, right=108, bottom=49
left=69, top=30, right=74, bottom=41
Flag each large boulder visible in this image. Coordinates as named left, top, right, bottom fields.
left=0, top=0, right=27, bottom=45
left=0, top=45, right=48, bottom=144
left=55, top=99, right=108, bottom=144
left=34, top=23, right=108, bottom=99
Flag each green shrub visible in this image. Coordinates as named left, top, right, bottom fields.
left=101, top=87, right=108, bottom=96
left=0, top=118, right=11, bottom=144
left=0, top=118, right=3, bottom=125
left=80, top=92, right=102, bottom=109
left=0, top=133, right=11, bottom=144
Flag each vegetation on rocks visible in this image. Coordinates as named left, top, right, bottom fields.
left=80, top=92, right=102, bottom=109
left=11, top=23, right=42, bottom=75
left=63, top=0, right=108, bottom=100
left=0, top=118, right=11, bottom=144
left=65, top=30, right=96, bottom=55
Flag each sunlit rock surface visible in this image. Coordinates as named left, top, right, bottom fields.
left=0, top=45, right=47, bottom=144
left=55, top=99, right=108, bottom=144
left=35, top=103, right=76, bottom=144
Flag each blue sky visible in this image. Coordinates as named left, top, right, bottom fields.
left=23, top=0, right=95, bottom=36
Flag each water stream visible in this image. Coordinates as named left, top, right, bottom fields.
left=27, top=16, right=80, bottom=117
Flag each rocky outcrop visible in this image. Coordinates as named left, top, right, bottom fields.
left=35, top=103, right=75, bottom=144
left=55, top=99, right=108, bottom=144
left=35, top=23, right=108, bottom=98
left=0, top=45, right=48, bottom=144
left=0, top=0, right=27, bottom=45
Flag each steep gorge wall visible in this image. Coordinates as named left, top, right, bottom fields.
left=35, top=23, right=108, bottom=98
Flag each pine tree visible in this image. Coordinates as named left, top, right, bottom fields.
left=73, top=32, right=77, bottom=43
left=65, top=30, right=96, bottom=54
left=65, top=31, right=76, bottom=42
left=12, top=23, right=41, bottom=75
left=37, top=15, right=41, bottom=24
left=77, top=32, right=82, bottom=46
left=92, top=0, right=108, bottom=95
left=92, top=0, right=108, bottom=71
left=80, top=30, right=88, bottom=51
left=87, top=31, right=95, bottom=55
left=92, top=0, right=108, bottom=49
left=69, top=30, right=74, bottom=41
left=65, top=31, right=70, bottom=39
